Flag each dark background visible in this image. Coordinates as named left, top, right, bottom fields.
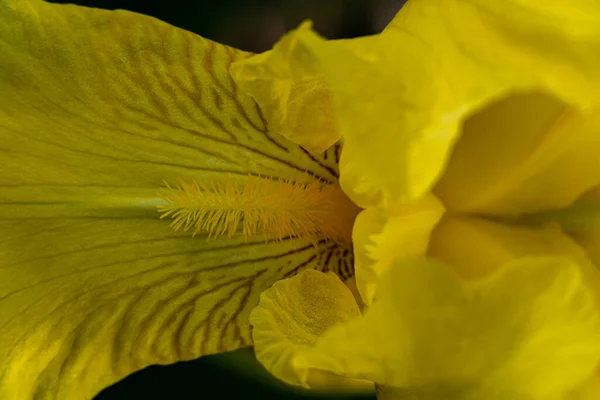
left=47, top=0, right=406, bottom=52
left=44, top=0, right=406, bottom=398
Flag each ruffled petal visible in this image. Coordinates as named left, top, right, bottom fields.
left=232, top=21, right=455, bottom=207
left=294, top=257, right=600, bottom=399
left=249, top=269, right=364, bottom=388
left=428, top=216, right=600, bottom=394
left=352, top=195, right=444, bottom=304
left=241, top=0, right=600, bottom=208
left=230, top=22, right=340, bottom=154
left=391, top=0, right=600, bottom=215
left=0, top=1, right=351, bottom=398
left=428, top=215, right=600, bottom=307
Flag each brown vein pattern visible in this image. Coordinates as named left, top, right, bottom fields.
left=0, top=219, right=353, bottom=399
left=0, top=1, right=354, bottom=399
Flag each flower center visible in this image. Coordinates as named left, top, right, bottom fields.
left=157, top=174, right=361, bottom=244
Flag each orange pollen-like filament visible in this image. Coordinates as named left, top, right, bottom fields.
left=157, top=175, right=361, bottom=244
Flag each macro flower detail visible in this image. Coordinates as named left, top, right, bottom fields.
left=251, top=257, right=600, bottom=399
left=0, top=1, right=357, bottom=398
left=230, top=0, right=600, bottom=398
left=2, top=0, right=600, bottom=399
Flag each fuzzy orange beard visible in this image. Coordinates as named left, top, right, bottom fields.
left=157, top=174, right=360, bottom=245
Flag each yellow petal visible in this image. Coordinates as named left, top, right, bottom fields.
left=559, top=186, right=600, bottom=267
left=249, top=270, right=362, bottom=387
left=1, top=220, right=347, bottom=400
left=375, top=385, right=466, bottom=400
left=230, top=22, right=340, bottom=154
left=434, top=91, right=600, bottom=215
left=391, top=0, right=600, bottom=215
left=556, top=187, right=600, bottom=310
left=428, top=216, right=600, bottom=308
left=571, top=226, right=600, bottom=272
left=268, top=26, right=455, bottom=208
left=353, top=195, right=444, bottom=304
left=0, top=1, right=353, bottom=398
left=378, top=374, right=600, bottom=400
left=568, top=372, right=600, bottom=400
left=282, top=0, right=600, bottom=208
left=386, top=0, right=600, bottom=107
left=428, top=215, right=595, bottom=279
left=0, top=1, right=343, bottom=191
left=455, top=0, right=600, bottom=42
left=295, top=257, right=600, bottom=400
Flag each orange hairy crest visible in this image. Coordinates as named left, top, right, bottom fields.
left=157, top=175, right=359, bottom=244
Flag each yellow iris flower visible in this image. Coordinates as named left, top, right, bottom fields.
left=1, top=1, right=600, bottom=400
left=0, top=1, right=357, bottom=399
left=236, top=0, right=600, bottom=399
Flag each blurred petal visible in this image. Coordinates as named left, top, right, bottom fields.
left=378, top=374, right=600, bottom=400
left=230, top=22, right=340, bottom=154
left=304, top=0, right=600, bottom=208
left=353, top=195, right=444, bottom=304
left=571, top=227, right=600, bottom=270
left=428, top=216, right=600, bottom=307
left=429, top=215, right=594, bottom=278
left=277, top=27, right=450, bottom=208
left=454, top=0, right=600, bottom=48
left=236, top=0, right=600, bottom=208
left=568, top=372, right=600, bottom=400
left=434, top=91, right=600, bottom=215
left=375, top=385, right=467, bottom=400
left=392, top=0, right=600, bottom=215
left=234, top=22, right=453, bottom=207
left=250, top=270, right=362, bottom=387
left=561, top=186, right=600, bottom=268
left=294, top=257, right=600, bottom=400
left=386, top=0, right=600, bottom=106
left=0, top=1, right=351, bottom=398
left=342, top=276, right=366, bottom=313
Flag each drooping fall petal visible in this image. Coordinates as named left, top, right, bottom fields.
left=253, top=257, right=600, bottom=400
left=0, top=1, right=352, bottom=398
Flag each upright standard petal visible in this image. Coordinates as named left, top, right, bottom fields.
left=404, top=0, right=600, bottom=215
left=0, top=1, right=354, bottom=399
left=232, top=20, right=455, bottom=208
left=243, top=0, right=600, bottom=208
left=434, top=91, right=600, bottom=215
